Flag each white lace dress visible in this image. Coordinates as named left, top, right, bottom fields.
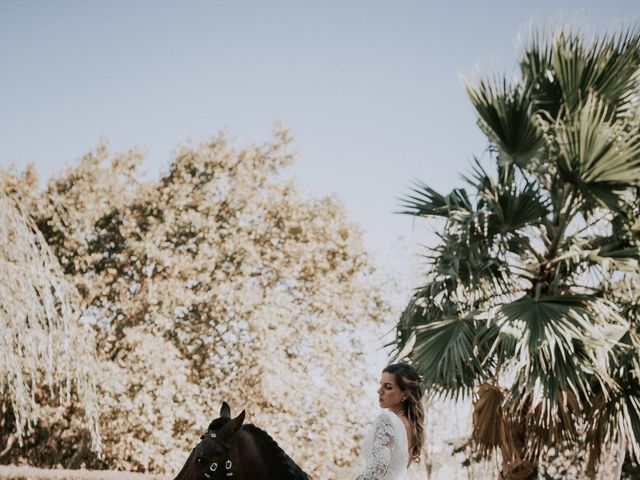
left=355, top=410, right=409, bottom=480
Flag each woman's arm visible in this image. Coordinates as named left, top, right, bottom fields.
left=355, top=415, right=396, bottom=480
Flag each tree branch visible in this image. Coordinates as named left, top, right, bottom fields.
left=0, top=433, right=15, bottom=459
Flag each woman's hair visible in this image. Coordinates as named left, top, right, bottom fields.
left=383, top=362, right=425, bottom=464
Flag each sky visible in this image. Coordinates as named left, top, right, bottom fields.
left=1, top=0, right=638, bottom=279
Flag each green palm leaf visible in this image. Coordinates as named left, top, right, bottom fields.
left=554, top=95, right=640, bottom=193
left=394, top=280, right=453, bottom=353
left=586, top=236, right=640, bottom=271
left=394, top=281, right=498, bottom=399
left=497, top=295, right=616, bottom=409
left=411, top=315, right=487, bottom=399
left=429, top=231, right=512, bottom=295
left=487, top=182, right=549, bottom=234
left=491, top=295, right=625, bottom=456
left=520, top=30, right=564, bottom=119
left=551, top=29, right=640, bottom=115
left=464, top=160, right=550, bottom=234
left=465, top=78, right=544, bottom=168
left=585, top=330, right=640, bottom=474
left=399, top=182, right=473, bottom=218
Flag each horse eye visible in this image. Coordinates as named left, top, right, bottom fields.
left=195, top=457, right=205, bottom=464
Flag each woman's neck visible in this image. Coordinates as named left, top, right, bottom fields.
left=389, top=406, right=405, bottom=417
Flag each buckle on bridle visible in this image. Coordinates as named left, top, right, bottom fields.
left=200, top=430, right=234, bottom=477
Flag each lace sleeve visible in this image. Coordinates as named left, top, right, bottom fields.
left=355, top=415, right=396, bottom=480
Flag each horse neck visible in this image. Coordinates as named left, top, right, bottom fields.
left=233, top=428, right=269, bottom=480
left=239, top=424, right=309, bottom=480
left=173, top=449, right=194, bottom=480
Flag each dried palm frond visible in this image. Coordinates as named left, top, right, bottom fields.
left=473, top=383, right=512, bottom=456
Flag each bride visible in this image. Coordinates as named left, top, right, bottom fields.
left=355, top=363, right=425, bottom=480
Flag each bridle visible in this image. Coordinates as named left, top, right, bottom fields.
left=199, top=431, right=236, bottom=479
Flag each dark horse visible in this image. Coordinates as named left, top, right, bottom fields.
left=174, top=402, right=310, bottom=480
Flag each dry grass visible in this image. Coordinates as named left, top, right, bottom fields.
left=0, top=466, right=169, bottom=480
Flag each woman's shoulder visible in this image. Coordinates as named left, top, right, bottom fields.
left=375, top=409, right=403, bottom=429
left=378, top=409, right=401, bottom=420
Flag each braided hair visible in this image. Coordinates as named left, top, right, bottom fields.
left=383, top=362, right=425, bottom=463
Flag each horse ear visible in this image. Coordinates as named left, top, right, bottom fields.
left=220, top=401, right=231, bottom=419
left=221, top=410, right=245, bottom=439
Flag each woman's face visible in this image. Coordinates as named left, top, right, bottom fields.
left=377, top=372, right=405, bottom=410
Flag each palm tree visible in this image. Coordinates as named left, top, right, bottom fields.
left=394, top=27, right=640, bottom=479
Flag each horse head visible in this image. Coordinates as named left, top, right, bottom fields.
left=175, top=401, right=309, bottom=480
left=174, top=401, right=245, bottom=480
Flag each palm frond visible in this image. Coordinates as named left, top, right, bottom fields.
left=513, top=388, right=582, bottom=457
left=399, top=182, right=473, bottom=218
left=498, top=295, right=617, bottom=413
left=393, top=280, right=453, bottom=353
left=464, top=161, right=550, bottom=234
left=430, top=232, right=513, bottom=295
left=472, top=383, right=512, bottom=457
left=410, top=314, right=487, bottom=399
left=489, top=183, right=549, bottom=234
left=585, top=338, right=640, bottom=476
left=551, top=28, right=640, bottom=116
left=554, top=94, right=640, bottom=193
left=465, top=78, right=544, bottom=168
left=519, top=29, right=564, bottom=120
left=586, top=235, right=640, bottom=271
left=394, top=280, right=491, bottom=400
left=491, top=295, right=628, bottom=458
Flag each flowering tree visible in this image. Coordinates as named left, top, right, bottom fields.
left=2, top=130, right=389, bottom=478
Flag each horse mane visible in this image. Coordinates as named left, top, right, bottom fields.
left=241, top=423, right=310, bottom=480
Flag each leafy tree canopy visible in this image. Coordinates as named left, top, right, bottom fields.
left=2, top=129, right=389, bottom=478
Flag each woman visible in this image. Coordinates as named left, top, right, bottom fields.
left=355, top=363, right=425, bottom=480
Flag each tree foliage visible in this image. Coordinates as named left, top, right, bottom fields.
left=0, top=188, right=101, bottom=461
left=396, top=26, right=640, bottom=479
left=2, top=130, right=389, bottom=478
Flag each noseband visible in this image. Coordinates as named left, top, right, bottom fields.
left=200, top=431, right=235, bottom=478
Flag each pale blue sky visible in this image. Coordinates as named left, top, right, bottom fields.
left=1, top=1, right=638, bottom=270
